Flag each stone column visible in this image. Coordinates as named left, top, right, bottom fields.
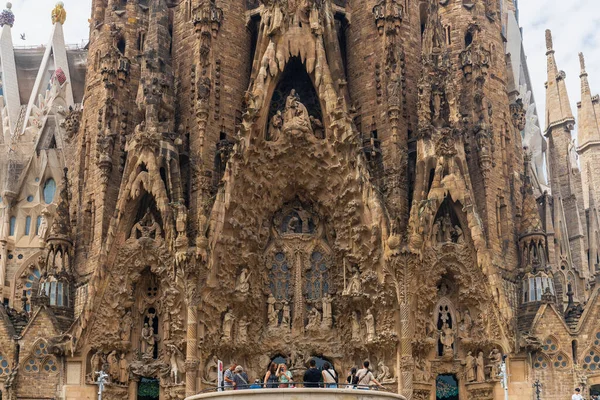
left=0, top=194, right=15, bottom=289
left=185, top=305, right=199, bottom=397
left=128, top=377, right=138, bottom=400
left=399, top=301, right=414, bottom=400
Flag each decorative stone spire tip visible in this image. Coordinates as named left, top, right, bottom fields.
left=0, top=1, right=14, bottom=27
left=51, top=1, right=66, bottom=25
left=545, top=29, right=553, bottom=52
left=579, top=52, right=586, bottom=73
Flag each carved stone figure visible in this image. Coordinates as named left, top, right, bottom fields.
left=476, top=351, right=485, bottom=382
left=310, top=115, right=324, bottom=139
left=119, top=354, right=128, bottom=384
left=269, top=111, right=283, bottom=141
left=351, top=311, right=360, bottom=341
left=119, top=310, right=133, bottom=342
left=465, top=351, right=476, bottom=382
left=130, top=210, right=162, bottom=239
left=283, top=89, right=311, bottom=132
left=376, top=360, right=395, bottom=384
left=344, top=267, right=362, bottom=295
left=38, top=209, right=50, bottom=241
left=458, top=308, right=472, bottom=339
left=168, top=344, right=186, bottom=385
left=414, top=357, right=431, bottom=383
left=440, top=322, right=455, bottom=357
left=204, top=356, right=218, bottom=384
left=267, top=294, right=278, bottom=327
left=222, top=309, right=235, bottom=341
left=321, top=294, right=333, bottom=328
left=107, top=351, right=119, bottom=383
left=235, top=268, right=251, bottom=294
left=306, top=307, right=321, bottom=330
left=90, top=350, right=103, bottom=378
left=281, top=301, right=291, bottom=329
left=238, top=316, right=250, bottom=343
left=365, top=309, right=376, bottom=342
left=488, top=348, right=502, bottom=378
left=453, top=225, right=464, bottom=244
left=141, top=323, right=155, bottom=357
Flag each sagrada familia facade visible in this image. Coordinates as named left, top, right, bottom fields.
left=0, top=0, right=599, bottom=399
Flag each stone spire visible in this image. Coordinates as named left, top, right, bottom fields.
left=544, top=30, right=575, bottom=133
left=0, top=2, right=21, bottom=136
left=577, top=52, right=600, bottom=148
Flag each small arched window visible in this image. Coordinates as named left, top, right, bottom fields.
left=43, top=179, right=56, bottom=204
left=9, top=217, right=16, bottom=236
left=36, top=216, right=42, bottom=234
left=465, top=31, right=473, bottom=47
left=25, top=216, right=31, bottom=235
left=523, top=272, right=555, bottom=303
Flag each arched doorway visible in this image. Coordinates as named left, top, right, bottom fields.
left=137, top=377, right=159, bottom=400
left=590, top=384, right=600, bottom=397
left=436, top=374, right=459, bottom=400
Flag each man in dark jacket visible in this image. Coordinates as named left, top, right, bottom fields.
left=303, top=359, right=323, bottom=388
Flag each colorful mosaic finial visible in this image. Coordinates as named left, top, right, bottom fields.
left=0, top=2, right=15, bottom=28
left=51, top=1, right=67, bottom=25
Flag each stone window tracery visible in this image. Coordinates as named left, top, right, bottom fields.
left=269, top=252, right=291, bottom=301
left=0, top=354, right=9, bottom=376
left=583, top=347, right=600, bottom=371
left=542, top=336, right=559, bottom=353
left=533, top=354, right=549, bottom=369
left=305, top=250, right=330, bottom=301
left=553, top=352, right=569, bottom=369
left=522, top=272, right=554, bottom=303
left=40, top=276, right=69, bottom=307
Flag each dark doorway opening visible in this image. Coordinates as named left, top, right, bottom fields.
left=590, top=384, right=600, bottom=397
left=137, top=377, right=159, bottom=400
left=436, top=374, right=459, bottom=400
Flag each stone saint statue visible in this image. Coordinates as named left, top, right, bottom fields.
left=120, top=311, right=133, bottom=342
left=130, top=210, right=162, bottom=239
left=306, top=307, right=321, bottom=330
left=38, top=209, right=50, bottom=241
left=283, top=89, right=311, bottom=131
left=281, top=301, right=291, bottom=328
left=237, top=316, right=250, bottom=343
left=376, top=361, right=394, bottom=384
left=344, top=267, right=362, bottom=295
left=141, top=323, right=155, bottom=357
left=321, top=294, right=333, bottom=328
left=365, top=309, right=376, bottom=342
left=222, top=310, right=235, bottom=341
left=107, top=351, right=119, bottom=383
left=488, top=348, right=502, bottom=378
left=119, top=353, right=128, bottom=384
left=476, top=351, right=485, bottom=382
left=269, top=111, right=283, bottom=141
left=235, top=268, right=251, bottom=294
left=465, top=352, right=476, bottom=382
left=458, top=309, right=472, bottom=339
left=440, top=322, right=455, bottom=357
left=90, top=351, right=103, bottom=379
left=351, top=311, right=360, bottom=341
left=267, top=294, right=278, bottom=327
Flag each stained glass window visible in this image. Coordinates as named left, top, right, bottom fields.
left=305, top=251, right=330, bottom=300
left=0, top=354, right=9, bottom=376
left=43, top=179, right=56, bottom=204
left=269, top=252, right=291, bottom=301
left=25, top=216, right=31, bottom=235
left=9, top=216, right=16, bottom=236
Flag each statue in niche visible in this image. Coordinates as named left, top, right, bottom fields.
left=119, top=354, right=128, bottom=384
left=141, top=323, right=156, bottom=358
left=267, top=294, right=278, bottom=327
left=442, top=213, right=453, bottom=242
left=351, top=311, right=360, bottom=341
left=283, top=89, right=311, bottom=132
left=440, top=322, right=455, bottom=357
left=39, top=208, right=50, bottom=241
left=464, top=351, right=476, bottom=382
left=476, top=351, right=485, bottom=382
left=238, top=316, right=250, bottom=343
left=310, top=115, right=325, bottom=139
left=167, top=344, right=186, bottom=385
left=222, top=309, right=235, bottom=341
left=376, top=361, right=395, bottom=384
left=453, top=225, right=464, bottom=244
left=321, top=294, right=333, bottom=328
left=107, top=351, right=119, bottom=383
left=488, top=348, right=502, bottom=378
left=306, top=307, right=322, bottom=330
left=281, top=301, right=291, bottom=329
left=474, top=309, right=488, bottom=339
left=130, top=209, right=162, bottom=239
left=235, top=268, right=251, bottom=294
left=90, top=350, right=103, bottom=379
left=119, top=310, right=133, bottom=341
left=268, top=111, right=283, bottom=141
left=344, top=266, right=362, bottom=295
left=425, top=312, right=437, bottom=339
left=365, top=309, right=376, bottom=342
left=458, top=308, right=472, bottom=339
left=568, top=139, right=578, bottom=173
left=175, top=203, right=187, bottom=240
left=204, top=356, right=218, bottom=384
left=414, top=357, right=431, bottom=383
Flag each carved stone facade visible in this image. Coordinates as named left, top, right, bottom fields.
left=1, top=1, right=600, bottom=400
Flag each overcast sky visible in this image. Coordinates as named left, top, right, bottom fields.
left=8, top=0, right=599, bottom=131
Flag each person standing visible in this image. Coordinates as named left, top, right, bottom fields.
left=572, top=388, right=584, bottom=400
left=224, top=364, right=237, bottom=390
left=346, top=367, right=357, bottom=389
left=233, top=365, right=249, bottom=390
left=356, top=360, right=383, bottom=389
left=303, top=359, right=323, bottom=388
left=264, top=362, right=279, bottom=388
left=322, top=362, right=337, bottom=388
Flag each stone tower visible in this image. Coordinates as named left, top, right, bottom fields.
left=4, top=1, right=600, bottom=400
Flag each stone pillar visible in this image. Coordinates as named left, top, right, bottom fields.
left=0, top=194, right=15, bottom=289
left=399, top=302, right=414, bottom=400
left=128, top=377, right=138, bottom=400
left=185, top=305, right=199, bottom=397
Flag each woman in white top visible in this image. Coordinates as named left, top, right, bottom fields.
left=321, top=362, right=338, bottom=388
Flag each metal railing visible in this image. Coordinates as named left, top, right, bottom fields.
left=195, top=381, right=396, bottom=394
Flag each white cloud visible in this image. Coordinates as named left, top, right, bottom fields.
left=519, top=0, right=600, bottom=133
left=8, top=0, right=91, bottom=47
